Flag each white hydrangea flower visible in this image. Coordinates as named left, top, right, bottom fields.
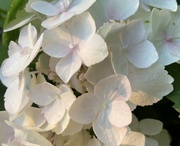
left=31, top=0, right=96, bottom=29
left=148, top=7, right=180, bottom=65
left=0, top=111, right=14, bottom=145
left=42, top=12, right=108, bottom=83
left=98, top=19, right=158, bottom=75
left=54, top=129, right=91, bottom=146
left=121, top=130, right=145, bottom=146
left=28, top=82, right=76, bottom=125
left=4, top=71, right=32, bottom=116
left=1, top=23, right=43, bottom=76
left=129, top=114, right=171, bottom=146
left=89, top=0, right=139, bottom=28
left=69, top=74, right=132, bottom=145
left=139, top=0, right=177, bottom=12
left=11, top=107, right=47, bottom=130
left=87, top=137, right=101, bottom=146
left=128, top=62, right=174, bottom=106
left=3, top=121, right=53, bottom=146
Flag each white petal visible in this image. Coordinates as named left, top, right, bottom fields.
left=4, top=13, right=35, bottom=32
left=120, top=20, right=145, bottom=46
left=68, top=0, right=95, bottom=15
left=157, top=42, right=180, bottom=65
left=8, top=122, right=53, bottom=146
left=106, top=0, right=139, bottom=21
left=89, top=0, right=139, bottom=28
left=62, top=119, right=83, bottom=136
left=43, top=42, right=71, bottom=58
left=126, top=40, right=158, bottom=68
left=121, top=131, right=145, bottom=146
left=77, top=34, right=108, bottom=67
left=59, top=84, right=76, bottom=109
left=28, top=82, right=58, bottom=106
left=66, top=12, right=96, bottom=42
left=42, top=12, right=74, bottom=29
left=149, top=9, right=171, bottom=42
left=31, top=1, right=61, bottom=16
left=95, top=74, right=131, bottom=102
left=0, top=67, right=18, bottom=87
left=93, top=111, right=127, bottom=145
left=12, top=107, right=45, bottom=128
left=0, top=111, right=14, bottom=144
left=52, top=111, right=70, bottom=134
left=84, top=56, right=115, bottom=85
left=153, top=129, right=171, bottom=145
left=56, top=51, right=82, bottom=83
left=29, top=32, right=43, bottom=63
left=4, top=76, right=24, bottom=115
left=139, top=119, right=163, bottom=136
left=87, top=137, right=101, bottom=146
left=108, top=99, right=132, bottom=128
left=143, top=0, right=177, bottom=11
left=145, top=137, right=158, bottom=146
left=129, top=114, right=139, bottom=131
left=128, top=63, right=174, bottom=106
left=8, top=41, right=21, bottom=56
left=1, top=47, right=30, bottom=76
left=42, top=99, right=65, bottom=124
left=18, top=24, right=37, bottom=48
left=69, top=93, right=100, bottom=124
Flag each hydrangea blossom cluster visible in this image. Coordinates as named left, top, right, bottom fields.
left=0, top=0, right=178, bottom=145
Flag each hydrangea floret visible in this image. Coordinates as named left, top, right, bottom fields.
left=0, top=0, right=178, bottom=146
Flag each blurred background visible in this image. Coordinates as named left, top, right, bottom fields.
left=0, top=0, right=180, bottom=145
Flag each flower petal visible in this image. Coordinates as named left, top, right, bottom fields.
left=28, top=82, right=58, bottom=106
left=1, top=47, right=30, bottom=76
left=56, top=51, right=82, bottom=83
left=31, top=1, right=61, bottom=16
left=145, top=137, right=158, bottom=146
left=43, top=42, right=71, bottom=58
left=66, top=11, right=96, bottom=42
left=143, top=0, right=177, bottom=11
left=93, top=111, right=127, bottom=145
left=42, top=99, right=65, bottom=124
left=69, top=93, right=100, bottom=124
left=52, top=111, right=70, bottom=134
left=4, top=75, right=25, bottom=115
left=42, top=12, right=74, bottom=29
left=120, top=20, right=145, bottom=46
left=106, top=0, right=139, bottom=21
left=139, top=119, right=163, bottom=136
left=84, top=56, right=115, bottom=85
left=68, top=0, right=96, bottom=15
left=4, top=13, right=36, bottom=32
left=95, top=74, right=131, bottom=102
left=77, top=34, right=108, bottom=67
left=121, top=131, right=145, bottom=146
left=108, top=99, right=132, bottom=128
left=8, top=41, right=21, bottom=56
left=62, top=119, right=83, bottom=136
left=18, top=24, right=37, bottom=48
left=126, top=40, right=158, bottom=68
left=87, top=137, right=101, bottom=146
left=128, top=63, right=174, bottom=106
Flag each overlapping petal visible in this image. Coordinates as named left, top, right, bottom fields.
left=56, top=51, right=82, bottom=83
left=69, top=93, right=100, bottom=124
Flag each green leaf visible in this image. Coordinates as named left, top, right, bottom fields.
left=0, top=0, right=12, bottom=11
left=0, top=44, right=8, bottom=64
left=2, top=0, right=28, bottom=47
left=166, top=63, right=180, bottom=113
